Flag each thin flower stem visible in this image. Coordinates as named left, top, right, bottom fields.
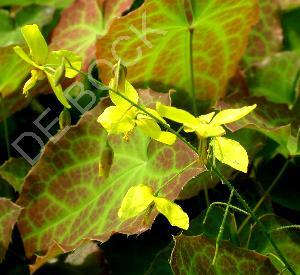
left=237, top=160, right=289, bottom=234
left=211, top=164, right=295, bottom=275
left=270, top=225, right=300, bottom=233
left=67, top=65, right=296, bottom=275
left=203, top=202, right=249, bottom=224
left=212, top=189, right=234, bottom=266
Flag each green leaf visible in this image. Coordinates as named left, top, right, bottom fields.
left=0, top=198, right=22, bottom=262
left=17, top=95, right=203, bottom=257
left=0, top=5, right=55, bottom=47
left=118, top=184, right=155, bottom=220
left=247, top=52, right=300, bottom=107
left=213, top=137, right=249, bottom=173
left=20, top=24, right=48, bottom=64
left=243, top=0, right=283, bottom=66
left=0, top=46, right=30, bottom=97
left=96, top=0, right=259, bottom=101
left=0, top=0, right=74, bottom=8
left=0, top=158, right=31, bottom=193
left=249, top=214, right=300, bottom=274
left=170, top=235, right=278, bottom=275
left=187, top=207, right=239, bottom=246
left=154, top=197, right=189, bottom=230
left=50, top=0, right=134, bottom=70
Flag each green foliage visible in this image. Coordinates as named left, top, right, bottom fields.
left=171, top=235, right=278, bottom=274
left=0, top=0, right=300, bottom=274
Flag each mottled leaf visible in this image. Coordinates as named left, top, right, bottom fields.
left=0, top=158, right=31, bottom=193
left=0, top=198, right=22, bottom=262
left=96, top=0, right=259, bottom=101
left=243, top=0, right=283, bottom=66
left=247, top=52, right=300, bottom=106
left=17, top=95, right=203, bottom=257
left=249, top=214, right=300, bottom=274
left=217, top=97, right=300, bottom=157
left=171, top=235, right=278, bottom=275
left=50, top=0, right=134, bottom=70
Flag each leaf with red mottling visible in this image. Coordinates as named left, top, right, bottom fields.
left=0, top=198, right=22, bottom=262
left=170, top=235, right=278, bottom=275
left=17, top=93, right=203, bottom=258
left=243, top=0, right=283, bottom=66
left=50, top=0, right=134, bottom=71
left=96, top=0, right=259, bottom=102
left=249, top=215, right=300, bottom=274
left=217, top=97, right=300, bottom=157
left=0, top=158, right=31, bottom=193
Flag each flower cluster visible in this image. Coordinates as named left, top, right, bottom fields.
left=14, top=24, right=82, bottom=108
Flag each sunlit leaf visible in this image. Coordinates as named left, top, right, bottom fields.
left=279, top=0, right=300, bottom=10
left=97, top=0, right=259, bottom=101
left=0, top=46, right=30, bottom=98
left=50, top=0, right=134, bottom=70
left=213, top=137, right=249, bottom=173
left=170, top=235, right=278, bottom=275
left=17, top=94, right=203, bottom=258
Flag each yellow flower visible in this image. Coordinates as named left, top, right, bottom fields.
left=118, top=184, right=189, bottom=230
left=97, top=78, right=176, bottom=145
left=156, top=103, right=257, bottom=172
left=14, top=24, right=82, bottom=108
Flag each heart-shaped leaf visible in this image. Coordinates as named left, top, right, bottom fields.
left=243, top=0, right=283, bottom=66
left=51, top=0, right=134, bottom=70
left=17, top=93, right=203, bottom=257
left=171, top=235, right=278, bottom=274
left=96, top=0, right=259, bottom=101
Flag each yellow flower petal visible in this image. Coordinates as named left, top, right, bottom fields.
left=210, top=105, right=257, bottom=125
left=136, top=119, right=176, bottom=145
left=213, top=137, right=249, bottom=173
left=97, top=106, right=136, bottom=134
left=13, top=46, right=38, bottom=67
left=154, top=197, right=189, bottom=230
left=198, top=112, right=215, bottom=124
left=156, top=102, right=199, bottom=129
left=23, top=70, right=45, bottom=96
left=21, top=24, right=48, bottom=65
left=109, top=78, right=139, bottom=108
left=118, top=184, right=155, bottom=220
left=193, top=124, right=226, bottom=138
